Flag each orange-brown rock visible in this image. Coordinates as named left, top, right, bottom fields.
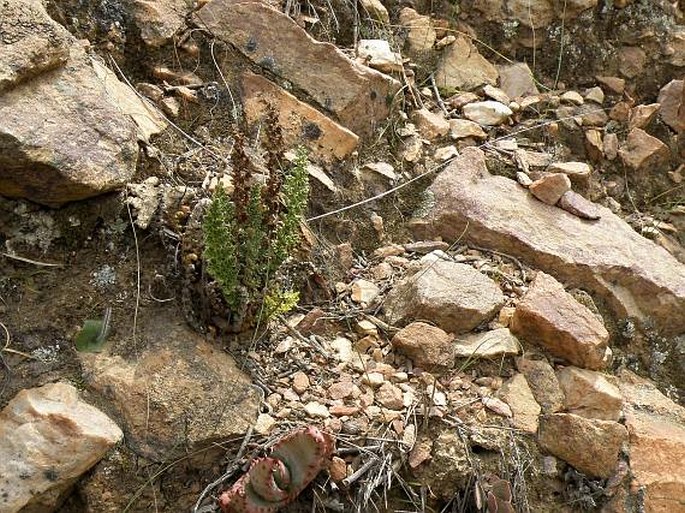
left=510, top=272, right=612, bottom=370
left=412, top=147, right=685, bottom=336
left=411, top=108, right=450, bottom=140
left=538, top=413, right=627, bottom=478
left=196, top=0, right=400, bottom=137
left=617, top=370, right=685, bottom=513
left=241, top=73, right=358, bottom=162
left=391, top=322, right=454, bottom=370
left=629, top=103, right=661, bottom=130
left=618, top=128, right=670, bottom=171
left=529, top=173, right=572, bottom=205
left=624, top=410, right=685, bottom=513
left=556, top=366, right=623, bottom=421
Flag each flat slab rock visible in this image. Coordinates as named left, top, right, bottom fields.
left=80, top=317, right=260, bottom=460
left=241, top=72, right=359, bottom=163
left=383, top=258, right=505, bottom=334
left=412, top=147, right=685, bottom=336
left=195, top=0, right=400, bottom=137
left=0, top=382, right=123, bottom=513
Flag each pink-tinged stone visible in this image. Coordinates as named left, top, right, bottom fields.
left=411, top=147, right=685, bottom=336
left=529, top=173, right=572, bottom=205
left=618, top=128, right=670, bottom=171
left=510, top=272, right=612, bottom=370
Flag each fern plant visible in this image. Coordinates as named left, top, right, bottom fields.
left=202, top=125, right=310, bottom=332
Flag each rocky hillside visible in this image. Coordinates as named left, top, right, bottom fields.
left=1, top=0, right=684, bottom=512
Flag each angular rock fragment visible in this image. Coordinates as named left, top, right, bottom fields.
left=556, top=366, right=623, bottom=421
left=383, top=259, right=505, bottom=333
left=557, top=190, right=601, bottom=220
left=392, top=322, right=454, bottom=369
left=0, top=0, right=71, bottom=93
left=80, top=317, right=260, bottom=459
left=0, top=43, right=155, bottom=205
left=411, top=108, right=450, bottom=140
left=516, top=357, right=564, bottom=413
left=584, top=86, right=604, bottom=104
left=241, top=72, right=358, bottom=162
left=449, top=119, right=487, bottom=140
left=462, top=101, right=513, bottom=126
left=0, top=383, right=123, bottom=513
left=508, top=0, right=554, bottom=28
left=547, top=161, right=591, bottom=189
left=596, top=75, right=625, bottom=95
left=453, top=328, right=520, bottom=358
left=435, top=35, right=498, bottom=92
left=497, top=373, right=541, bottom=433
left=629, top=103, right=660, bottom=130
left=657, top=79, right=685, bottom=133
left=412, top=147, right=685, bottom=335
left=130, top=0, right=189, bottom=47
left=350, top=279, right=380, bottom=304
left=538, top=413, right=627, bottom=478
left=510, top=272, right=612, bottom=370
left=619, top=128, right=670, bottom=171
left=497, top=62, right=539, bottom=99
left=529, top=173, right=571, bottom=205
left=357, top=39, right=403, bottom=73
left=399, top=8, right=436, bottom=54
left=616, top=370, right=685, bottom=512
left=359, top=0, right=390, bottom=23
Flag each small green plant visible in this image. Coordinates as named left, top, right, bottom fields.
left=74, top=307, right=111, bottom=352
left=202, top=122, right=310, bottom=332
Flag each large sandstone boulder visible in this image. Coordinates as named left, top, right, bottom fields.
left=0, top=382, right=123, bottom=513
left=0, top=39, right=165, bottom=206
left=412, top=147, right=685, bottom=336
left=195, top=0, right=400, bottom=137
